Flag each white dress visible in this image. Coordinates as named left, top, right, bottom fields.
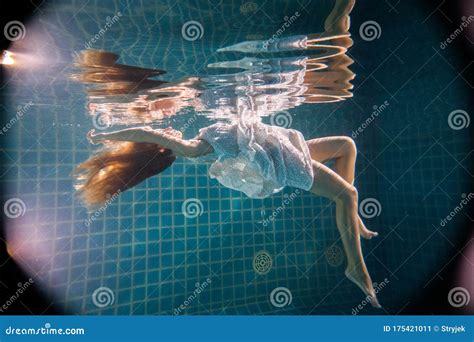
left=194, top=119, right=314, bottom=198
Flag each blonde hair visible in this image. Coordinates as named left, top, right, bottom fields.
left=74, top=141, right=175, bottom=209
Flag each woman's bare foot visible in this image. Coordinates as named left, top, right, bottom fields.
left=324, top=0, right=355, bottom=34
left=358, top=218, right=379, bottom=240
left=345, top=267, right=382, bottom=308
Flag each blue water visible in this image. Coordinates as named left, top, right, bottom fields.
left=0, top=0, right=471, bottom=315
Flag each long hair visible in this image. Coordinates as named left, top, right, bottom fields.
left=74, top=141, right=176, bottom=209
left=72, top=49, right=167, bottom=95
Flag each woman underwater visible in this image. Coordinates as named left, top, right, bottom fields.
left=73, top=0, right=382, bottom=308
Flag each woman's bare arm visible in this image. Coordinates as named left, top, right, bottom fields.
left=88, top=127, right=213, bottom=158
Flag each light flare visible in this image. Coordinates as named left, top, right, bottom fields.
left=1, top=50, right=15, bottom=65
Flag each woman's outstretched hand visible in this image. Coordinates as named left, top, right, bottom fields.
left=87, top=129, right=105, bottom=145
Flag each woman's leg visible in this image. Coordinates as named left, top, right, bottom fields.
left=307, top=136, right=356, bottom=182
left=306, top=137, right=378, bottom=239
left=309, top=160, right=381, bottom=307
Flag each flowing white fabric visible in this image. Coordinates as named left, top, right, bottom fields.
left=195, top=119, right=314, bottom=198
